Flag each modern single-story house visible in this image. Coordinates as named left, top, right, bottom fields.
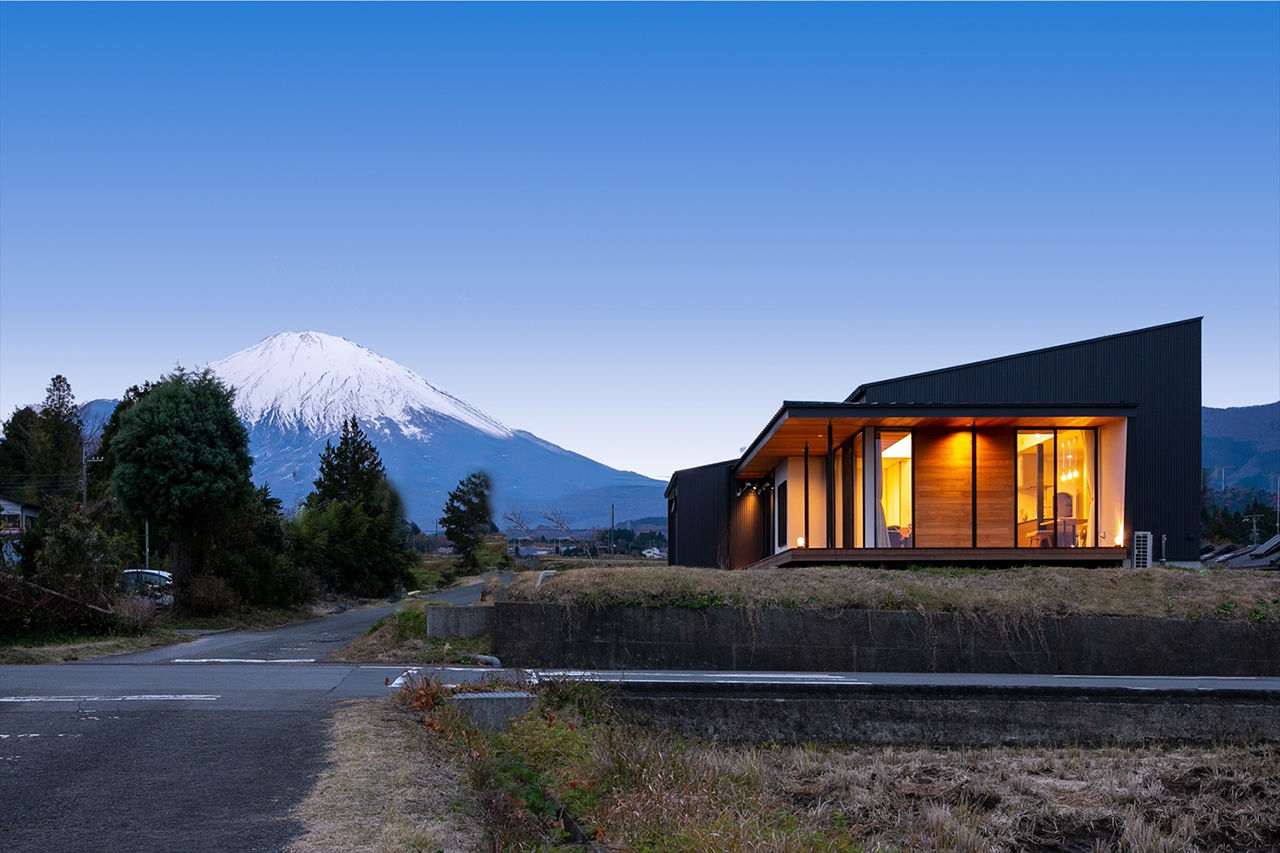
left=667, top=319, right=1201, bottom=569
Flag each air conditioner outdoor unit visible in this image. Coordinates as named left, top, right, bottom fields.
left=1132, top=531, right=1153, bottom=569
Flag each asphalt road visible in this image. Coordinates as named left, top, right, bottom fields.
left=0, top=577, right=508, bottom=853
left=0, top=600, right=409, bottom=853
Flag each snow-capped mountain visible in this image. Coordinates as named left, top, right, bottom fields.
left=200, top=332, right=665, bottom=529
left=210, top=331, right=512, bottom=439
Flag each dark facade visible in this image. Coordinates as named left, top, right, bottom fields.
left=665, top=460, right=734, bottom=569
left=847, top=319, right=1202, bottom=562
left=669, top=319, right=1203, bottom=567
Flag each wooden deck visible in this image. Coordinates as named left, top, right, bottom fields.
left=747, top=546, right=1128, bottom=569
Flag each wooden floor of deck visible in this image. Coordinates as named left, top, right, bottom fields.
left=747, top=546, right=1128, bottom=569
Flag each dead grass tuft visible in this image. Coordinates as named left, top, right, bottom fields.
left=0, top=631, right=189, bottom=664
left=288, top=698, right=482, bottom=853
left=577, top=737, right=1280, bottom=851
left=506, top=563, right=1280, bottom=622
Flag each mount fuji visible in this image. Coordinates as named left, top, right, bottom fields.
left=194, top=332, right=665, bottom=529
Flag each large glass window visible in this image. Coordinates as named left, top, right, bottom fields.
left=876, top=430, right=913, bottom=547
left=1017, top=428, right=1096, bottom=548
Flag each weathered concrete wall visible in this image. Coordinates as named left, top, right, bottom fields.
left=613, top=682, right=1280, bottom=746
left=494, top=603, right=1280, bottom=676
left=449, top=692, right=535, bottom=731
left=425, top=605, right=493, bottom=638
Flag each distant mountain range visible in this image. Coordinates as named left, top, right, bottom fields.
left=86, top=332, right=667, bottom=529
left=1202, top=401, right=1279, bottom=492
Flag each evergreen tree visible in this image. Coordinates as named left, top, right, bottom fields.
left=206, top=484, right=308, bottom=608
left=293, top=417, right=412, bottom=597
left=32, top=375, right=83, bottom=497
left=90, top=383, right=154, bottom=501
left=110, top=368, right=254, bottom=598
left=439, top=471, right=493, bottom=571
left=0, top=406, right=39, bottom=502
left=307, top=417, right=388, bottom=507
left=0, top=376, right=84, bottom=502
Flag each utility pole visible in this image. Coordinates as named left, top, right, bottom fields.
left=610, top=504, right=615, bottom=556
left=1273, top=473, right=1279, bottom=533
left=1244, top=514, right=1262, bottom=545
left=80, top=445, right=102, bottom=512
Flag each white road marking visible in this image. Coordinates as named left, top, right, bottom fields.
left=171, top=658, right=316, bottom=664
left=1051, top=675, right=1257, bottom=681
left=389, top=669, right=419, bottom=689
left=0, top=695, right=221, bottom=703
left=388, top=668, right=871, bottom=689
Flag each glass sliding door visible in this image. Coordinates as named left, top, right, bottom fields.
left=875, top=429, right=913, bottom=547
left=1016, top=428, right=1096, bottom=548
left=1016, top=432, right=1055, bottom=547
left=1055, top=429, right=1096, bottom=547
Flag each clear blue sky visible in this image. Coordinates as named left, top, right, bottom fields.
left=2, top=3, right=1277, bottom=480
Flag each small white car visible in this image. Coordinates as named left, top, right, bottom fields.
left=118, top=569, right=174, bottom=606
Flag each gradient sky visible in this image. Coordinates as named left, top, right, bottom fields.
left=2, top=2, right=1277, bottom=481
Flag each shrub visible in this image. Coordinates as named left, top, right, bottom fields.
left=113, top=595, right=157, bottom=635
left=183, top=575, right=238, bottom=616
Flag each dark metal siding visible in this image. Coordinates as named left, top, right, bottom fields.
left=667, top=461, right=733, bottom=568
left=854, top=319, right=1202, bottom=560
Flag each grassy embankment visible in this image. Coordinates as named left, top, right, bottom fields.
left=505, top=562, right=1280, bottom=622
left=0, top=603, right=324, bottom=664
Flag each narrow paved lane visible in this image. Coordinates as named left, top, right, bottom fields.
left=0, top=601, right=407, bottom=853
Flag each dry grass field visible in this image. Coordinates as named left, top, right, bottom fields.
left=371, top=676, right=1280, bottom=853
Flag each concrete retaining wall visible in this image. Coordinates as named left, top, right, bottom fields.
left=425, top=606, right=493, bottom=638
left=613, top=682, right=1280, bottom=746
left=494, top=603, right=1280, bottom=676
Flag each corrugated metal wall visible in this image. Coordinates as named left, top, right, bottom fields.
left=667, top=461, right=733, bottom=568
left=852, top=319, right=1202, bottom=560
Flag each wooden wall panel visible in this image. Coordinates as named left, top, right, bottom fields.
left=729, top=490, right=769, bottom=569
left=976, top=427, right=1016, bottom=547
left=914, top=427, right=973, bottom=547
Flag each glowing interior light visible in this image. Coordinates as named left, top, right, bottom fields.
left=796, top=536, right=806, bottom=548
left=881, top=434, right=913, bottom=458
left=1114, top=525, right=1124, bottom=546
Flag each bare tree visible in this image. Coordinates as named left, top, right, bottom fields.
left=501, top=507, right=535, bottom=560
left=540, top=508, right=596, bottom=567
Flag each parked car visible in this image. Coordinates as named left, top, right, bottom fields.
left=118, top=569, right=174, bottom=606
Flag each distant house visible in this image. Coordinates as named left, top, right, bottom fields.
left=667, top=319, right=1202, bottom=568
left=1212, top=535, right=1280, bottom=570
left=0, top=495, right=39, bottom=537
